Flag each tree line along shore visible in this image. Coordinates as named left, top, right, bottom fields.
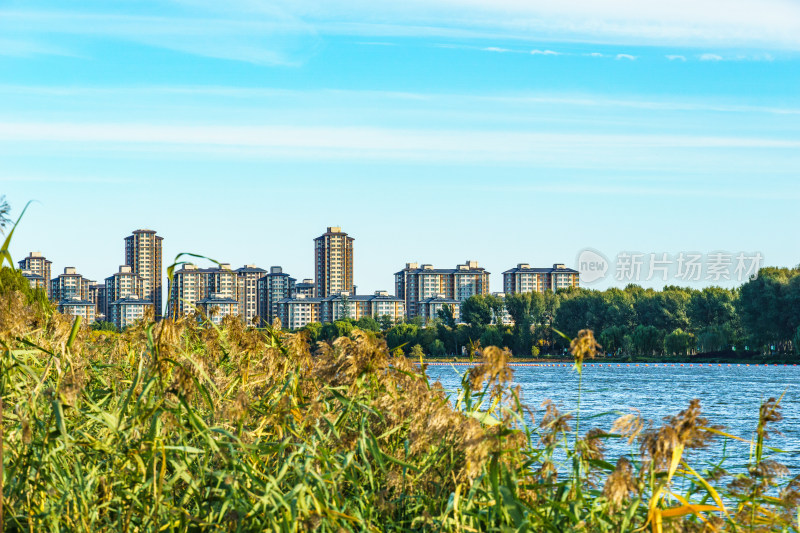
left=290, top=266, right=800, bottom=362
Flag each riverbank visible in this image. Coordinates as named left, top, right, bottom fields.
left=420, top=354, right=800, bottom=365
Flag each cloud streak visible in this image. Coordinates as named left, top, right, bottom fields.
left=0, top=7, right=320, bottom=65
left=293, top=0, right=800, bottom=50
left=3, top=0, right=800, bottom=67
left=2, top=121, right=798, bottom=165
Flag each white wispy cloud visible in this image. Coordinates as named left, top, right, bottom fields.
left=531, top=49, right=561, bottom=55
left=4, top=0, right=800, bottom=66
left=0, top=174, right=133, bottom=184
left=0, top=37, right=79, bottom=58
left=699, top=53, right=724, bottom=61
left=1, top=121, right=798, bottom=165
left=469, top=182, right=800, bottom=201
left=666, top=54, right=687, bottom=61
left=355, top=41, right=397, bottom=46
left=616, top=53, right=636, bottom=60
left=291, top=0, right=800, bottom=50
left=3, top=84, right=800, bottom=116
left=0, top=7, right=319, bottom=65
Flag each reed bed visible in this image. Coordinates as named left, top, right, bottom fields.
left=0, top=282, right=798, bottom=532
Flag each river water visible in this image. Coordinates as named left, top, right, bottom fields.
left=424, top=362, right=800, bottom=473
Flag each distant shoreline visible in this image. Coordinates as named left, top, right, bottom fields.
left=419, top=356, right=799, bottom=365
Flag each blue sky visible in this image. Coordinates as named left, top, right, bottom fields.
left=2, top=0, right=799, bottom=294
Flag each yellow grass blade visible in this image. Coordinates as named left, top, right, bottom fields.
left=660, top=504, right=723, bottom=519
left=679, top=460, right=731, bottom=519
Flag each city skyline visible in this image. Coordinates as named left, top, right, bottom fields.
left=17, top=224, right=585, bottom=328
left=8, top=220, right=794, bottom=303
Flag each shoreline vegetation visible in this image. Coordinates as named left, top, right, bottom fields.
left=420, top=358, right=800, bottom=365
left=291, top=269, right=800, bottom=365
left=1, top=268, right=799, bottom=531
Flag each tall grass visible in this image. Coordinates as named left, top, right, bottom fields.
left=0, top=277, right=798, bottom=532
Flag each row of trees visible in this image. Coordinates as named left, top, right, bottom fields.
left=297, top=267, right=800, bottom=358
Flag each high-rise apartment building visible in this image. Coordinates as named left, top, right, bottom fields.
left=51, top=267, right=92, bottom=302
left=58, top=297, right=96, bottom=323
left=89, top=283, right=107, bottom=320
left=276, top=294, right=322, bottom=330
left=417, top=294, right=461, bottom=324
left=490, top=292, right=514, bottom=325
left=319, top=291, right=405, bottom=323
left=105, top=265, right=144, bottom=308
left=125, top=229, right=163, bottom=318
left=169, top=263, right=237, bottom=318
left=314, top=227, right=354, bottom=298
left=276, top=290, right=404, bottom=328
left=395, top=260, right=490, bottom=319
left=295, top=279, right=315, bottom=298
left=236, top=265, right=266, bottom=326
left=257, top=266, right=296, bottom=325
left=21, top=270, right=47, bottom=292
left=502, top=263, right=580, bottom=294
left=197, top=293, right=239, bottom=325
left=18, top=252, right=52, bottom=297
left=108, top=295, right=153, bottom=329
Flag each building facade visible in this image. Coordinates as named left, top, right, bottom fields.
left=257, top=266, right=296, bottom=325
left=18, top=252, right=52, bottom=297
left=108, top=295, right=153, bottom=329
left=417, top=295, right=461, bottom=324
left=295, top=279, right=315, bottom=298
left=314, top=227, right=354, bottom=298
left=276, top=294, right=322, bottom=329
left=196, top=293, right=239, bottom=325
left=106, top=265, right=144, bottom=304
left=50, top=267, right=93, bottom=302
left=125, top=229, right=163, bottom=318
left=58, top=297, right=96, bottom=323
left=21, top=270, right=47, bottom=292
left=236, top=265, right=266, bottom=326
left=367, top=291, right=406, bottom=323
left=89, top=283, right=107, bottom=321
left=490, top=292, right=514, bottom=326
left=395, top=260, right=490, bottom=319
left=320, top=291, right=405, bottom=323
left=169, top=263, right=238, bottom=317
left=502, top=263, right=580, bottom=294
left=278, top=290, right=405, bottom=327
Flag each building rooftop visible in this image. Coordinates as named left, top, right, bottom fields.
left=110, top=297, right=154, bottom=306
left=277, top=296, right=324, bottom=304
left=197, top=295, right=239, bottom=304
left=58, top=298, right=94, bottom=306
left=320, top=292, right=402, bottom=302
left=236, top=265, right=267, bottom=273
left=316, top=226, right=354, bottom=239
left=502, top=264, right=580, bottom=275
left=175, top=264, right=237, bottom=274
left=419, top=296, right=460, bottom=304
left=395, top=267, right=490, bottom=275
